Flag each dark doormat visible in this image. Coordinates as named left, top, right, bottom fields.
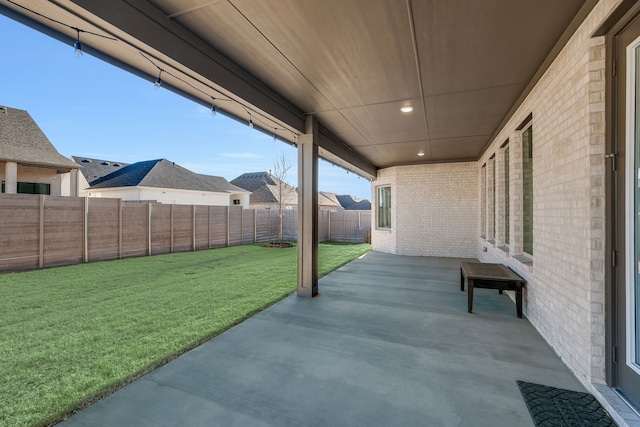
left=517, top=380, right=617, bottom=427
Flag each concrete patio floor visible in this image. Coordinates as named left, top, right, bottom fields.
left=60, top=251, right=585, bottom=427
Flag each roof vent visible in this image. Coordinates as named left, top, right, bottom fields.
left=0, top=107, right=7, bottom=114
left=113, top=163, right=121, bottom=167
left=81, top=159, right=92, bottom=163
left=101, top=161, right=110, bottom=165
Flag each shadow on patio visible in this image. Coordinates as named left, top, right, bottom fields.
left=61, top=251, right=583, bottom=427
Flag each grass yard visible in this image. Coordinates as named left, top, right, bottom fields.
left=0, top=242, right=370, bottom=427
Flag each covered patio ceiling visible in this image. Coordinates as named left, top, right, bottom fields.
left=1, top=0, right=595, bottom=177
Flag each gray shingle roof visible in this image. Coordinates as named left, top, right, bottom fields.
left=230, top=172, right=275, bottom=192
left=72, top=156, right=130, bottom=184
left=337, top=194, right=371, bottom=210
left=81, top=157, right=242, bottom=194
left=0, top=106, right=78, bottom=170
left=196, top=174, right=249, bottom=193
left=231, top=171, right=297, bottom=204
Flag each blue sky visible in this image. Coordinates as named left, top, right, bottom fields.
left=0, top=14, right=372, bottom=200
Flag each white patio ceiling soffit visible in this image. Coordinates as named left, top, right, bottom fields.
left=0, top=0, right=596, bottom=177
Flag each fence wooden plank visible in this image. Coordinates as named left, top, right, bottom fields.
left=228, top=206, right=242, bottom=246
left=147, top=204, right=152, bottom=256
left=0, top=195, right=40, bottom=271
left=150, top=204, right=171, bottom=255
left=209, top=206, right=227, bottom=248
left=119, top=199, right=123, bottom=259
left=192, top=205, right=196, bottom=251
left=170, top=204, right=174, bottom=253
left=242, top=209, right=254, bottom=244
left=83, top=197, right=88, bottom=263
left=87, top=198, right=120, bottom=262
left=43, top=196, right=84, bottom=268
left=121, top=203, right=148, bottom=258
left=171, top=205, right=193, bottom=253
left=0, top=195, right=371, bottom=272
left=195, top=205, right=210, bottom=250
left=208, top=205, right=212, bottom=249
left=39, top=195, right=44, bottom=268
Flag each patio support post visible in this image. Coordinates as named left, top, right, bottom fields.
left=297, top=115, right=319, bottom=297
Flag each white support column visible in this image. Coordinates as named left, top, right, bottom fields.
left=70, top=169, right=79, bottom=197
left=50, top=174, right=62, bottom=196
left=5, top=161, right=17, bottom=194
left=297, top=116, right=319, bottom=297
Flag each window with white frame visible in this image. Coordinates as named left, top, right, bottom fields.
left=377, top=186, right=391, bottom=229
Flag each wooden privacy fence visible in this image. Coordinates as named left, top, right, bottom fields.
left=0, top=194, right=371, bottom=272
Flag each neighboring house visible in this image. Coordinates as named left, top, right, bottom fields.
left=73, top=156, right=250, bottom=207
left=318, top=192, right=342, bottom=211
left=0, top=105, right=79, bottom=196
left=231, top=172, right=350, bottom=211
left=231, top=171, right=298, bottom=210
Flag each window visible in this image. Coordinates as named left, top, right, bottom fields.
left=504, top=146, right=510, bottom=245
left=1, top=181, right=50, bottom=195
left=377, top=186, right=391, bottom=229
left=480, top=165, right=486, bottom=237
left=492, top=158, right=496, bottom=240
left=232, top=199, right=240, bottom=205
left=522, top=126, right=533, bottom=255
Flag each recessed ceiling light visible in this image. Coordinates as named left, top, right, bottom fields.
left=400, top=106, right=414, bottom=113
left=417, top=151, right=425, bottom=156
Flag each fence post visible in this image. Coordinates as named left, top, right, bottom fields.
left=226, top=206, right=230, bottom=247
left=170, top=204, right=174, bottom=253
left=83, top=197, right=89, bottom=263
left=208, top=205, right=212, bottom=249
left=328, top=210, right=332, bottom=242
left=118, top=199, right=123, bottom=259
left=240, top=207, right=244, bottom=245
left=343, top=210, right=346, bottom=242
left=147, top=203, right=152, bottom=256
left=39, top=195, right=44, bottom=268
left=192, top=205, right=196, bottom=251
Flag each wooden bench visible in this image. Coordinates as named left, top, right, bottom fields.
left=460, top=261, right=526, bottom=318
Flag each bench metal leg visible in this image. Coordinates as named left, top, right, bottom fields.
left=467, top=279, right=474, bottom=313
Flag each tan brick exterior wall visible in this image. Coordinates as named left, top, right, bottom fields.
left=372, top=162, right=477, bottom=258
left=476, top=1, right=616, bottom=387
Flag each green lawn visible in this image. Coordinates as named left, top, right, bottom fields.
left=0, top=242, right=370, bottom=427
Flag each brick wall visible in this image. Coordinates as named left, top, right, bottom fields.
left=475, top=0, right=615, bottom=387
left=372, top=162, right=477, bottom=258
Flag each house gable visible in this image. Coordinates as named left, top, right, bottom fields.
left=0, top=106, right=77, bottom=171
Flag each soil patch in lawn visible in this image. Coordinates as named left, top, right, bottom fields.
left=263, top=242, right=295, bottom=248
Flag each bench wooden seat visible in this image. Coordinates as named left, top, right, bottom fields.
left=460, top=261, right=526, bottom=318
